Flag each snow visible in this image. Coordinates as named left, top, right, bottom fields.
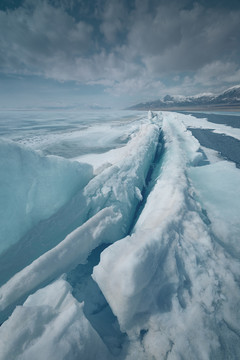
left=176, top=112, right=240, bottom=140
left=93, top=113, right=205, bottom=331
left=223, top=84, right=240, bottom=91
left=189, top=160, right=240, bottom=254
left=0, top=277, right=111, bottom=360
left=0, top=207, right=121, bottom=313
left=0, top=118, right=160, bottom=319
left=200, top=145, right=222, bottom=163
left=170, top=94, right=188, bottom=101
left=93, top=112, right=240, bottom=357
left=1, top=110, right=240, bottom=359
left=191, top=92, right=215, bottom=98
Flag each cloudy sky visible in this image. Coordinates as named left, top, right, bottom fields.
left=0, top=0, right=240, bottom=109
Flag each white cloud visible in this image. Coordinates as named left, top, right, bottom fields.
left=0, top=1, right=93, bottom=76
left=106, top=77, right=165, bottom=97
left=0, top=0, right=240, bottom=98
left=194, top=61, right=240, bottom=88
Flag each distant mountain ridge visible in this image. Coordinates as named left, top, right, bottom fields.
left=128, top=85, right=240, bottom=110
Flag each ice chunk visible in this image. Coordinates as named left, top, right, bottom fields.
left=93, top=112, right=240, bottom=358
left=93, top=113, right=204, bottom=331
left=0, top=277, right=111, bottom=360
left=0, top=139, right=93, bottom=254
left=0, top=120, right=160, bottom=316
left=0, top=207, right=122, bottom=313
left=81, top=121, right=161, bottom=236
left=2, top=111, right=240, bottom=359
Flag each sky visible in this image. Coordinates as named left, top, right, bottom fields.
left=0, top=0, right=240, bottom=109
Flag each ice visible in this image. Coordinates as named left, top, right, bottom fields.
left=1, top=110, right=240, bottom=359
left=73, top=115, right=156, bottom=173
left=0, top=277, right=111, bottom=360
left=93, top=113, right=204, bottom=330
left=0, top=110, right=144, bottom=159
left=73, top=145, right=128, bottom=174
left=0, top=139, right=92, bottom=254
left=189, top=160, right=240, bottom=254
left=177, top=112, right=240, bottom=140
left=200, top=145, right=222, bottom=163
left=80, top=121, right=161, bottom=232
left=0, top=119, right=161, bottom=319
left=0, top=207, right=121, bottom=313
left=93, top=112, right=240, bottom=358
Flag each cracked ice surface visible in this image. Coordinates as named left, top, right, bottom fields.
left=93, top=112, right=240, bottom=359
left=1, top=111, right=240, bottom=360
left=0, top=116, right=160, bottom=320
left=0, top=277, right=111, bottom=360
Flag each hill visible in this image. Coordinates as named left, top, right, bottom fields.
left=128, top=85, right=240, bottom=110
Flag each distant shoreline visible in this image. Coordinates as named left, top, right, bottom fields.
left=129, top=105, right=240, bottom=112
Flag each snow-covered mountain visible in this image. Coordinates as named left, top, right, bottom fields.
left=129, top=85, right=240, bottom=110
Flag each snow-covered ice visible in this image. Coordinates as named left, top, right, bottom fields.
left=0, top=110, right=240, bottom=360
left=0, top=115, right=160, bottom=321
left=178, top=112, right=240, bottom=140
left=93, top=114, right=240, bottom=355
left=0, top=277, right=111, bottom=360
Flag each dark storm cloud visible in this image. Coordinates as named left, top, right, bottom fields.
left=1, top=0, right=240, bottom=95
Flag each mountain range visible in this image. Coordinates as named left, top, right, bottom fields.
left=128, top=85, right=240, bottom=110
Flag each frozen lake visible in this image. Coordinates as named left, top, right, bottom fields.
left=0, top=110, right=144, bottom=158
left=0, top=110, right=240, bottom=360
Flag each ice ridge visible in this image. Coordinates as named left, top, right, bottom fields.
left=1, top=112, right=240, bottom=360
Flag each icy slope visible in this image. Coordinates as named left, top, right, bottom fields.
left=1, top=111, right=240, bottom=360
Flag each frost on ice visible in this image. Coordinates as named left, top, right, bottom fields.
left=1, top=111, right=240, bottom=360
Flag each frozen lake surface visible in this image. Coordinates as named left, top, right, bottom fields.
left=0, top=110, right=240, bottom=360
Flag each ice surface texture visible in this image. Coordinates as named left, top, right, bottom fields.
left=93, top=113, right=240, bottom=359
left=1, top=111, right=240, bottom=360
left=0, top=118, right=160, bottom=317
left=0, top=139, right=93, bottom=254
left=0, top=278, right=111, bottom=360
